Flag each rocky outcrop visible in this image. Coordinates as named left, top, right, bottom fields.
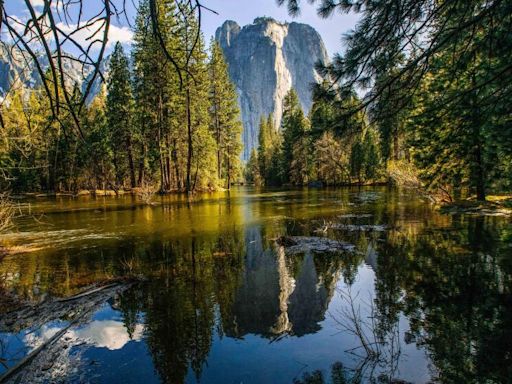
left=0, top=43, right=106, bottom=102
left=216, top=17, right=329, bottom=160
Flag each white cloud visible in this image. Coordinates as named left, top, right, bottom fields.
left=29, top=0, right=46, bottom=8
left=3, top=5, right=132, bottom=53
left=68, top=320, right=144, bottom=350
left=21, top=320, right=143, bottom=356
left=24, top=324, right=63, bottom=351
left=108, top=24, right=134, bottom=45
left=56, top=21, right=133, bottom=51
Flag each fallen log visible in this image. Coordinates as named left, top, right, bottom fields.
left=276, top=236, right=355, bottom=254
left=0, top=281, right=137, bottom=383
left=0, top=321, right=75, bottom=383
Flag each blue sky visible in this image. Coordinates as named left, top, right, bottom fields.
left=201, top=0, right=359, bottom=56
left=4, top=0, right=359, bottom=58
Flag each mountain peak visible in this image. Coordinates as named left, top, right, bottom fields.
left=253, top=16, right=282, bottom=25
left=215, top=20, right=241, bottom=49
left=216, top=19, right=329, bottom=160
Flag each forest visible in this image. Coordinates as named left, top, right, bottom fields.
left=0, top=0, right=511, bottom=203
left=246, top=0, right=512, bottom=203
left=0, top=1, right=242, bottom=194
left=0, top=1, right=511, bottom=383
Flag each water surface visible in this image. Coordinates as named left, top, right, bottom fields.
left=0, top=187, right=511, bottom=383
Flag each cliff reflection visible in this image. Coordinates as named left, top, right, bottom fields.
left=223, top=227, right=339, bottom=339
left=1, top=189, right=510, bottom=383
left=111, top=223, right=345, bottom=382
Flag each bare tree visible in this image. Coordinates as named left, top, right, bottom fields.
left=331, top=287, right=402, bottom=383
left=0, top=0, right=216, bottom=135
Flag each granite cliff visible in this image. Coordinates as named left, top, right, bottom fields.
left=216, top=17, right=329, bottom=160
left=0, top=44, right=107, bottom=102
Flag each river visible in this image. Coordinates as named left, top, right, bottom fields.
left=0, top=187, right=510, bottom=383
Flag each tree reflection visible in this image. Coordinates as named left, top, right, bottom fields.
left=1, top=189, right=511, bottom=384
left=111, top=222, right=349, bottom=382
left=373, top=215, right=512, bottom=384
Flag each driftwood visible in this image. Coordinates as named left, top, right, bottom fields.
left=56, top=283, right=118, bottom=303
left=326, top=224, right=387, bottom=232
left=0, top=280, right=137, bottom=383
left=0, top=281, right=135, bottom=333
left=0, top=322, right=75, bottom=383
left=276, top=236, right=355, bottom=254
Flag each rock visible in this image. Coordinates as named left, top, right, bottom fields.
left=216, top=18, right=329, bottom=160
left=94, top=190, right=117, bottom=196
left=0, top=43, right=104, bottom=102
left=308, top=181, right=324, bottom=188
left=276, top=236, right=355, bottom=254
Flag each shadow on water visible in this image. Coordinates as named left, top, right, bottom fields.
left=0, top=187, right=511, bottom=383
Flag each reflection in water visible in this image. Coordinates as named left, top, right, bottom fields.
left=0, top=188, right=510, bottom=383
left=69, top=320, right=144, bottom=351
left=223, top=228, right=337, bottom=339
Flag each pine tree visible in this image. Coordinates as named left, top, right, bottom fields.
left=84, top=91, right=114, bottom=190
left=245, top=148, right=261, bottom=185
left=257, top=117, right=270, bottom=183
left=280, top=89, right=308, bottom=184
left=180, top=14, right=215, bottom=192
left=208, top=39, right=242, bottom=189
left=107, top=42, right=136, bottom=188
left=363, top=127, right=381, bottom=182
left=132, top=0, right=183, bottom=191
left=314, top=132, right=350, bottom=185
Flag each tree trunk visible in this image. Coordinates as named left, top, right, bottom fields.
left=127, top=136, right=136, bottom=188
left=157, top=94, right=166, bottom=193
left=138, top=142, right=146, bottom=187
left=470, top=71, right=486, bottom=201
left=185, top=87, right=193, bottom=193
left=473, top=140, right=486, bottom=201
left=392, top=125, right=399, bottom=160
left=172, top=140, right=181, bottom=191
left=165, top=135, right=172, bottom=190
left=52, top=129, right=60, bottom=192
left=212, top=66, right=222, bottom=180
left=226, top=153, right=231, bottom=190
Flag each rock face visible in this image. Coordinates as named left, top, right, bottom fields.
left=0, top=43, right=107, bottom=101
left=216, top=17, right=329, bottom=160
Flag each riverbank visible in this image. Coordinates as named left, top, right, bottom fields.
left=439, top=195, right=512, bottom=217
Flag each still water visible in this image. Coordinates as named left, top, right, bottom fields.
left=0, top=187, right=511, bottom=383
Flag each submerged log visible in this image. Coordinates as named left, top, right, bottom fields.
left=0, top=279, right=138, bottom=383
left=0, top=279, right=138, bottom=334
left=276, top=236, right=355, bottom=254
left=328, top=224, right=387, bottom=232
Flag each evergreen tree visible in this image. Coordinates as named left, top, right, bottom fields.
left=245, top=148, right=261, bottom=185
left=257, top=116, right=271, bottom=183
left=106, top=42, right=136, bottom=188
left=208, top=39, right=243, bottom=189
left=280, top=89, right=308, bottom=184
left=363, top=127, right=381, bottom=182
left=314, top=132, right=350, bottom=185
left=84, top=91, right=114, bottom=190
left=180, top=15, right=215, bottom=192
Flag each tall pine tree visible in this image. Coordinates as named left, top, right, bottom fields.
left=106, top=42, right=136, bottom=188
